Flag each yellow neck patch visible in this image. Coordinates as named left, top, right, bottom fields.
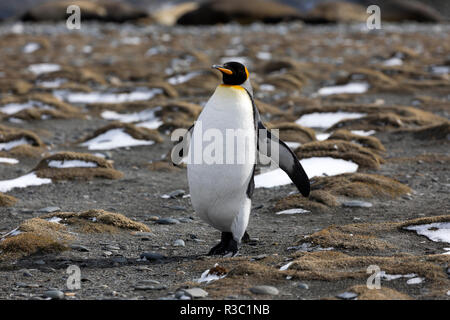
left=219, top=84, right=245, bottom=90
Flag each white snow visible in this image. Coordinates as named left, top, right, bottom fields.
left=296, top=112, right=367, bottom=129
left=0, top=157, right=19, bottom=164
left=316, top=133, right=331, bottom=141
left=259, top=84, right=276, bottom=91
left=28, top=63, right=61, bottom=75
left=279, top=262, right=293, bottom=271
left=276, top=208, right=310, bottom=215
left=0, top=137, right=30, bottom=151
left=383, top=57, right=403, bottom=66
left=318, top=82, right=369, bottom=96
left=136, top=120, right=164, bottom=130
left=430, top=65, right=450, bottom=75
left=256, top=52, right=272, bottom=60
left=255, top=157, right=358, bottom=188
left=0, top=172, right=51, bottom=193
left=47, top=160, right=98, bottom=168
left=406, top=277, right=424, bottom=285
left=80, top=128, right=155, bottom=151
left=54, top=88, right=162, bottom=104
left=47, top=217, right=62, bottom=224
left=379, top=271, right=416, bottom=281
left=404, top=222, right=450, bottom=243
left=23, top=42, right=40, bottom=54
left=350, top=130, right=376, bottom=136
left=101, top=108, right=160, bottom=123
left=167, top=71, right=202, bottom=85
left=0, top=100, right=54, bottom=115
left=37, top=78, right=67, bottom=88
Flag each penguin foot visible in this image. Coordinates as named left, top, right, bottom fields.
left=208, top=232, right=238, bottom=256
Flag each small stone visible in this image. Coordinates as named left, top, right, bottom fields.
left=173, top=239, right=185, bottom=247
left=20, top=269, right=33, bottom=277
left=43, top=290, right=64, bottom=300
left=183, top=288, right=208, bottom=298
left=103, top=251, right=113, bottom=256
left=168, top=189, right=185, bottom=198
left=38, top=206, right=61, bottom=213
left=249, top=285, right=279, bottom=296
left=342, top=200, right=373, bottom=208
left=70, top=244, right=90, bottom=252
left=298, top=283, right=309, bottom=289
left=134, top=285, right=167, bottom=291
left=137, top=280, right=160, bottom=285
left=156, top=218, right=180, bottom=225
left=111, top=256, right=127, bottom=264
left=336, top=291, right=358, bottom=300
left=104, top=244, right=120, bottom=251
left=34, top=260, right=45, bottom=265
left=140, top=252, right=166, bottom=262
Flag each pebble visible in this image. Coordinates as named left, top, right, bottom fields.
left=336, top=292, right=358, bottom=300
left=43, top=290, right=65, bottom=300
left=173, top=239, right=185, bottom=247
left=249, top=285, right=279, bottom=296
left=156, top=218, right=180, bottom=225
left=342, top=200, right=373, bottom=208
left=298, top=283, right=309, bottom=289
left=70, top=244, right=90, bottom=252
left=38, top=206, right=61, bottom=213
left=104, top=244, right=120, bottom=251
left=20, top=269, right=33, bottom=277
left=134, top=285, right=167, bottom=291
left=183, top=288, right=208, bottom=298
left=140, top=252, right=166, bottom=262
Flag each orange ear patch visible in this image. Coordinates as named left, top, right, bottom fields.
left=245, top=67, right=249, bottom=79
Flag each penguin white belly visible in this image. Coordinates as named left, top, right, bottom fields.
left=187, top=85, right=256, bottom=240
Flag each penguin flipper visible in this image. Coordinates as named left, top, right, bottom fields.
left=171, top=124, right=194, bottom=166
left=256, top=120, right=310, bottom=197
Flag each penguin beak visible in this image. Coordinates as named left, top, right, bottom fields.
left=212, top=64, right=233, bottom=75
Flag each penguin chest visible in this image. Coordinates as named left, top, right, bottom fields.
left=187, top=86, right=256, bottom=223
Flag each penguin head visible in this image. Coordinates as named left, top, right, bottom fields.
left=212, top=62, right=249, bottom=86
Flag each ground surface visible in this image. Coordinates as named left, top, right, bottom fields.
left=0, top=22, right=449, bottom=300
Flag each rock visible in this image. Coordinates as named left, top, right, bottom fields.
left=249, top=285, right=279, bottom=296
left=177, top=0, right=301, bottom=25
left=21, top=0, right=148, bottom=23
left=43, top=290, right=64, bottom=300
left=38, top=206, right=61, bottom=213
left=173, top=239, right=185, bottom=247
left=168, top=189, right=186, bottom=198
left=298, top=283, right=309, bottom=290
left=134, top=285, right=167, bottom=291
left=183, top=288, right=208, bottom=298
left=70, top=244, right=90, bottom=252
left=336, top=291, right=358, bottom=300
left=20, top=269, right=33, bottom=277
left=156, top=218, right=180, bottom=225
left=140, top=252, right=166, bottom=262
left=111, top=256, right=127, bottom=264
left=342, top=200, right=373, bottom=208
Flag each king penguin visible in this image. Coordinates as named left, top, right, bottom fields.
left=172, top=61, right=310, bottom=256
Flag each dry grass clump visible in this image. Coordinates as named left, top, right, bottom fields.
left=407, top=122, right=450, bottom=141
left=398, top=215, right=450, bottom=229
left=264, top=72, right=306, bottom=91
left=80, top=122, right=163, bottom=144
left=295, top=140, right=383, bottom=169
left=341, top=285, right=412, bottom=300
left=0, top=79, right=33, bottom=95
left=0, top=125, right=46, bottom=158
left=147, top=160, right=181, bottom=172
left=265, top=122, right=316, bottom=144
left=157, top=101, right=202, bottom=131
left=388, top=153, right=450, bottom=164
left=328, top=130, right=386, bottom=153
left=0, top=93, right=80, bottom=120
left=41, top=209, right=150, bottom=233
left=36, top=67, right=106, bottom=85
left=0, top=193, right=17, bottom=207
left=275, top=173, right=411, bottom=211
left=33, top=152, right=123, bottom=180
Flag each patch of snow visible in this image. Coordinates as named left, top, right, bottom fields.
left=379, top=271, right=416, bottom=281
left=285, top=142, right=301, bottom=150
left=101, top=108, right=160, bottom=123
left=318, top=82, right=369, bottom=96
left=0, top=172, right=51, bottom=193
left=383, top=57, right=403, bottom=66
left=256, top=52, right=272, bottom=60
left=255, top=157, right=358, bottom=188
left=0, top=137, right=30, bottom=151
left=28, top=63, right=61, bottom=75
left=259, top=84, right=275, bottom=91
left=167, top=71, right=202, bottom=85
left=430, top=65, right=449, bottom=75
left=54, top=88, right=162, bottom=104
left=316, top=133, right=331, bottom=141
left=296, top=112, right=367, bottom=129
left=80, top=128, right=155, bottom=151
left=37, top=78, right=67, bottom=88
left=0, top=100, right=54, bottom=115
left=47, top=217, right=62, bottom=224
left=23, top=42, right=40, bottom=54
left=406, top=277, right=424, bottom=285
left=196, top=264, right=227, bottom=283
left=279, top=262, right=293, bottom=271
left=0, top=157, right=19, bottom=164
left=404, top=222, right=450, bottom=243
left=47, top=160, right=98, bottom=168
left=276, top=208, right=310, bottom=215
left=350, top=130, right=376, bottom=136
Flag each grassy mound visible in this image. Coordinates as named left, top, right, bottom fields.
left=328, top=129, right=386, bottom=153
left=80, top=122, right=163, bottom=144
left=0, top=193, right=17, bottom=207
left=266, top=122, right=316, bottom=144
left=0, top=124, right=46, bottom=158
left=33, top=152, right=123, bottom=180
